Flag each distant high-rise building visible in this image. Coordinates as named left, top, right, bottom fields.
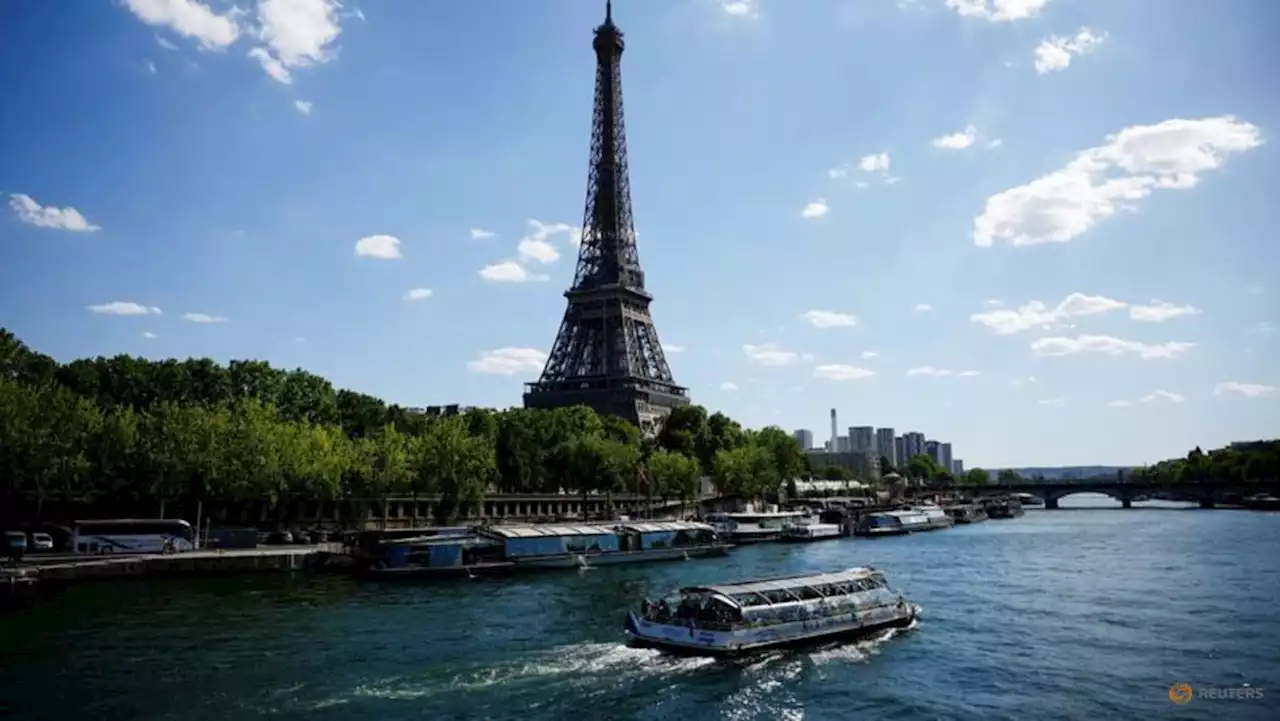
left=903, top=432, right=925, bottom=463
left=793, top=429, right=814, bottom=450
left=829, top=409, right=838, bottom=457
left=894, top=437, right=906, bottom=469
left=941, top=443, right=953, bottom=475
left=953, top=459, right=964, bottom=475
left=850, top=426, right=875, bottom=453
left=925, top=440, right=941, bottom=465
left=837, top=435, right=851, bottom=453
left=876, top=428, right=896, bottom=466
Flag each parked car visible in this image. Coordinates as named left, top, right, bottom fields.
left=27, top=532, right=54, bottom=552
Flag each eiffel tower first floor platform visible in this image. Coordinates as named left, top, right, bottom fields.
left=523, top=375, right=690, bottom=435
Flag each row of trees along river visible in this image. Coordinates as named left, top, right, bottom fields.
left=1, top=328, right=821, bottom=526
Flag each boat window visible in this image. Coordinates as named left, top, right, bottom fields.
left=791, top=586, right=825, bottom=601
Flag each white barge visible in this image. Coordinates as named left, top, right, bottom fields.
left=624, top=567, right=918, bottom=656
left=704, top=510, right=809, bottom=544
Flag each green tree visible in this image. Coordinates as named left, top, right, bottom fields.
left=963, top=468, right=991, bottom=486
left=416, top=417, right=495, bottom=524
left=646, top=449, right=701, bottom=513
left=996, top=468, right=1022, bottom=484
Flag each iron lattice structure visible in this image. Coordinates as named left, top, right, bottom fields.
left=523, top=2, right=689, bottom=434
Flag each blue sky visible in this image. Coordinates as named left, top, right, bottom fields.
left=1, top=0, right=1277, bottom=468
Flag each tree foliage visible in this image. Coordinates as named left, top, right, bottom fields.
left=0, top=329, right=812, bottom=522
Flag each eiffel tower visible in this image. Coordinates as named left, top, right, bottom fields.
left=523, top=1, right=689, bottom=435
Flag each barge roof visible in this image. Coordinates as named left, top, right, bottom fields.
left=618, top=521, right=714, bottom=534
left=481, top=524, right=617, bottom=538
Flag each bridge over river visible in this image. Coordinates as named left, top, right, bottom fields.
left=917, top=476, right=1280, bottom=509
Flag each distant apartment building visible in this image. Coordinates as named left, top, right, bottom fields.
left=850, top=426, right=875, bottom=454
left=953, top=459, right=965, bottom=475
left=925, top=440, right=941, bottom=466
left=793, top=429, right=814, bottom=450
left=875, top=428, right=896, bottom=465
left=894, top=437, right=906, bottom=468
left=837, top=435, right=851, bottom=453
left=903, top=432, right=926, bottom=463
left=408, top=404, right=472, bottom=418
left=804, top=450, right=881, bottom=483
left=941, top=443, right=953, bottom=475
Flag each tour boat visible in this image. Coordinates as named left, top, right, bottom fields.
left=704, top=510, right=810, bottom=544
left=853, top=512, right=912, bottom=537
left=624, top=567, right=918, bottom=656
left=780, top=522, right=843, bottom=542
left=985, top=496, right=1025, bottom=519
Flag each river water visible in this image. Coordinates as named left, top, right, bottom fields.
left=2, top=496, right=1278, bottom=721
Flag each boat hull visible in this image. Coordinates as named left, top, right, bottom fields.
left=511, top=544, right=730, bottom=569
left=624, top=604, right=918, bottom=657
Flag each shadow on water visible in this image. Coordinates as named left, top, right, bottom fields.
left=3, top=501, right=1279, bottom=720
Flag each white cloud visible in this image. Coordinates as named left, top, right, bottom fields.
left=517, top=238, right=559, bottom=264
left=800, top=310, right=857, bottom=328
left=354, top=234, right=402, bottom=259
left=467, top=347, right=547, bottom=376
left=827, top=167, right=849, bottom=179
left=914, top=303, right=933, bottom=312
left=945, top=0, right=1049, bottom=22
left=183, top=312, right=228, bottom=323
left=156, top=35, right=179, bottom=50
left=1011, top=376, right=1038, bottom=387
left=987, top=139, right=1005, bottom=149
left=1034, top=27, right=1105, bottom=75
left=720, top=0, right=759, bottom=18
left=971, top=292, right=1126, bottom=334
left=403, top=288, right=433, bottom=302
left=1038, top=397, right=1065, bottom=406
left=743, top=343, right=800, bottom=367
left=858, top=153, right=891, bottom=173
left=1214, top=382, right=1276, bottom=398
left=470, top=228, right=496, bottom=240
left=146, top=60, right=159, bottom=74
left=478, top=261, right=548, bottom=283
left=1128, top=300, right=1202, bottom=323
left=142, top=331, right=159, bottom=339
left=907, top=366, right=953, bottom=377
left=663, top=344, right=685, bottom=354
left=860, top=350, right=879, bottom=359
left=1107, top=400, right=1132, bottom=408
left=973, top=116, right=1262, bottom=248
left=800, top=199, right=830, bottom=219
left=1249, top=321, right=1274, bottom=335
left=249, top=0, right=343, bottom=84
left=1140, top=389, right=1185, bottom=404
left=88, top=301, right=162, bottom=316
left=985, top=299, right=1004, bottom=306
left=932, top=125, right=977, bottom=150
left=814, top=364, right=875, bottom=381
left=958, top=370, right=982, bottom=377
left=8, top=193, right=101, bottom=232
left=124, top=0, right=240, bottom=49
left=294, top=100, right=312, bottom=115
left=720, top=382, right=740, bottom=391
left=249, top=47, right=292, bottom=83
left=1030, top=335, right=1195, bottom=360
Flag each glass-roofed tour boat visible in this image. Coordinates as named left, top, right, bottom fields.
left=624, top=567, right=919, bottom=656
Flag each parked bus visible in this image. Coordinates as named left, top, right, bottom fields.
left=70, top=519, right=195, bottom=554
